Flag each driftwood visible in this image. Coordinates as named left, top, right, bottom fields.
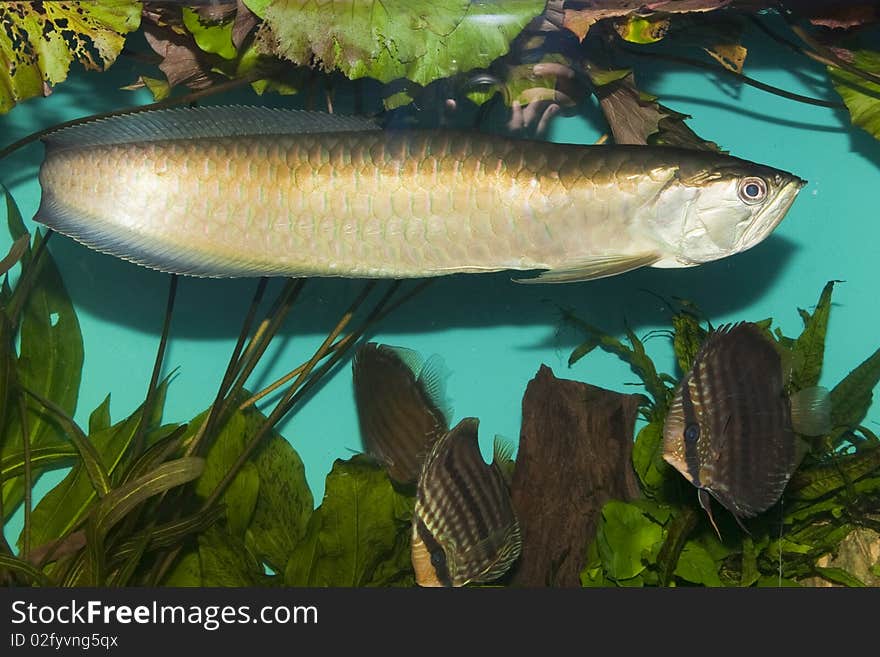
left=510, top=364, right=642, bottom=587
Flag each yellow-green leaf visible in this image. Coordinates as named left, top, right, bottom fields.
left=830, top=50, right=880, bottom=141
left=0, top=0, right=142, bottom=113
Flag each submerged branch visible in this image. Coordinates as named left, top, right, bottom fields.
left=618, top=43, right=845, bottom=109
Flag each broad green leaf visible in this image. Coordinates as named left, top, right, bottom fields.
left=829, top=346, right=880, bottom=430
left=596, top=500, right=664, bottom=581
left=193, top=406, right=266, bottom=537
left=245, top=435, right=313, bottom=573
left=789, top=281, right=835, bottom=390
left=284, top=455, right=413, bottom=586
left=113, top=506, right=223, bottom=564
left=0, top=1, right=142, bottom=113
left=162, top=549, right=202, bottom=587
left=568, top=336, right=599, bottom=367
left=243, top=0, right=272, bottom=19
left=182, top=7, right=237, bottom=60
left=631, top=419, right=670, bottom=496
left=674, top=543, right=723, bottom=586
left=225, top=461, right=260, bottom=536
left=88, top=395, right=112, bottom=435
left=2, top=185, right=84, bottom=515
left=830, top=51, right=880, bottom=141
left=261, top=0, right=545, bottom=86
left=813, top=566, right=865, bottom=587
left=199, top=526, right=263, bottom=586
left=23, top=409, right=141, bottom=550
left=0, top=235, right=29, bottom=277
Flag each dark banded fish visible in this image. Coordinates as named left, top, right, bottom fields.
left=663, top=322, right=830, bottom=538
left=412, top=418, right=521, bottom=587
left=352, top=343, right=450, bottom=485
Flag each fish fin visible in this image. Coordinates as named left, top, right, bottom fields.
left=512, top=253, right=661, bottom=284
left=416, top=354, right=453, bottom=425
left=43, top=106, right=380, bottom=150
left=789, top=386, right=832, bottom=436
left=698, top=489, right=723, bottom=541
left=381, top=345, right=424, bottom=378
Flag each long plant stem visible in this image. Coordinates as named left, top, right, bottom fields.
left=133, top=275, right=178, bottom=456
left=617, top=43, right=845, bottom=109
left=18, top=395, right=31, bottom=560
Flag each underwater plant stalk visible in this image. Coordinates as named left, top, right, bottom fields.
left=618, top=43, right=845, bottom=109
left=132, top=275, right=178, bottom=456
left=18, top=395, right=31, bottom=561
left=7, top=230, right=52, bottom=326
left=239, top=279, right=433, bottom=410
left=202, top=281, right=378, bottom=509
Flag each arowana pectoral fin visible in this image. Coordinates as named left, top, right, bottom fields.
left=513, top=252, right=662, bottom=284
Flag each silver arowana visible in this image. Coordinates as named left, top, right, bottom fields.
left=35, top=106, right=805, bottom=283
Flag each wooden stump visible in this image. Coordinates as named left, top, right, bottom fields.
left=510, top=364, right=643, bottom=587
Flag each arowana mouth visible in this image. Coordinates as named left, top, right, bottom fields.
left=738, top=179, right=804, bottom=251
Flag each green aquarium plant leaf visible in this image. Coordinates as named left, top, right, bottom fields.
left=161, top=549, right=202, bottom=587
left=813, top=566, right=866, bottom=587
left=199, top=526, right=264, bottom=587
left=0, top=0, right=142, bottom=113
left=631, top=418, right=671, bottom=497
left=182, top=7, right=237, bottom=60
left=0, top=554, right=51, bottom=586
left=245, top=434, right=313, bottom=573
left=830, top=50, right=880, bottom=141
left=284, top=455, right=413, bottom=587
left=2, top=192, right=84, bottom=521
left=829, top=346, right=880, bottom=431
left=259, top=0, right=545, bottom=86
left=674, top=543, right=723, bottom=586
left=595, top=500, right=664, bottom=582
left=88, top=395, right=112, bottom=435
left=671, top=311, right=707, bottom=374
left=789, top=280, right=836, bottom=390
left=0, top=444, right=77, bottom=481
left=22, top=405, right=142, bottom=550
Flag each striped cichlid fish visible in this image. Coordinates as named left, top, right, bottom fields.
left=352, top=342, right=450, bottom=485
left=35, top=106, right=805, bottom=283
left=412, top=418, right=520, bottom=587
left=663, top=322, right=831, bottom=538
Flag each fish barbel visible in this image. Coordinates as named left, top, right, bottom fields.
left=35, top=106, right=805, bottom=282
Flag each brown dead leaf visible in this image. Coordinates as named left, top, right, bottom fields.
left=143, top=21, right=215, bottom=90
left=563, top=8, right=596, bottom=42
left=704, top=43, right=747, bottom=73
left=806, top=4, right=878, bottom=30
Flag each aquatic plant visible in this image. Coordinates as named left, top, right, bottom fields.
left=0, top=186, right=420, bottom=586
left=565, top=282, right=880, bottom=586
left=3, top=2, right=880, bottom=144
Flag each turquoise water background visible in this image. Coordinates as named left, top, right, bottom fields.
left=2, top=24, right=879, bottom=549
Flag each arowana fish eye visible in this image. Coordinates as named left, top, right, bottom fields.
left=685, top=423, right=701, bottom=443
left=738, top=176, right=768, bottom=204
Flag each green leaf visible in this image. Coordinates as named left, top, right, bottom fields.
left=829, top=346, right=880, bottom=430
left=245, top=435, right=313, bottom=573
left=656, top=506, right=698, bottom=586
left=193, top=406, right=267, bottom=537
left=261, top=0, right=545, bottom=86
left=0, top=0, right=142, bottom=113
left=787, top=446, right=880, bottom=501
left=671, top=312, right=707, bottom=374
left=0, top=444, right=77, bottom=480
left=631, top=418, right=671, bottom=496
left=284, top=455, right=413, bottom=586
left=568, top=336, right=599, bottom=367
left=596, top=500, right=664, bottom=581
left=616, top=15, right=669, bottom=44
left=740, top=536, right=760, bottom=587
left=199, top=526, right=263, bottom=586
left=182, top=7, right=237, bottom=60
left=161, top=549, right=202, bottom=587
left=93, top=457, right=205, bottom=534
left=2, top=203, right=84, bottom=519
left=813, top=566, right=865, bottom=587
left=830, top=51, right=880, bottom=141
left=0, top=554, right=50, bottom=586
left=674, top=543, right=723, bottom=586
left=789, top=281, right=836, bottom=390
left=88, top=395, right=112, bottom=435
left=23, top=408, right=141, bottom=550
